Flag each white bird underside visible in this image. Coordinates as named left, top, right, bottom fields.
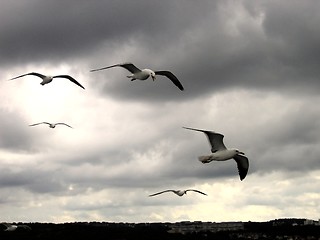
left=149, top=189, right=207, bottom=197
left=183, top=127, right=249, bottom=181
left=29, top=122, right=73, bottom=128
left=9, top=72, right=85, bottom=89
left=90, top=62, right=184, bottom=91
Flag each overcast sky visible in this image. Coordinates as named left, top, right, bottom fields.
left=0, top=0, right=319, bottom=223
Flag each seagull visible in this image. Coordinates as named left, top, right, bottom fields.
left=90, top=62, right=184, bottom=91
left=29, top=122, right=73, bottom=129
left=149, top=189, right=207, bottom=197
left=9, top=72, right=85, bottom=89
left=1, top=223, right=31, bottom=231
left=183, top=127, right=249, bottom=181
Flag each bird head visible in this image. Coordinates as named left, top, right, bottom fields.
left=235, top=149, right=245, bottom=155
left=150, top=72, right=156, bottom=81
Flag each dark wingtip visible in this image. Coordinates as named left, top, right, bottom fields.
left=77, top=83, right=85, bottom=90
left=239, top=174, right=246, bottom=181
left=177, top=84, right=184, bottom=91
left=182, top=126, right=205, bottom=132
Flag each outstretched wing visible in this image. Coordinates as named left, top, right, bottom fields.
left=29, top=122, right=50, bottom=127
left=53, top=75, right=85, bottom=89
left=233, top=154, right=249, bottom=181
left=183, top=127, right=226, bottom=152
left=9, top=72, right=46, bottom=80
left=186, top=189, right=207, bottom=196
left=149, top=190, right=175, bottom=197
left=90, top=62, right=141, bottom=74
left=18, top=225, right=32, bottom=230
left=1, top=223, right=11, bottom=227
left=154, top=71, right=184, bottom=91
left=56, top=123, right=73, bottom=128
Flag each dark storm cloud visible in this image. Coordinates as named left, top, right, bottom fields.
left=0, top=0, right=217, bottom=65
left=259, top=1, right=320, bottom=85
left=85, top=0, right=320, bottom=101
left=3, top=0, right=320, bottom=101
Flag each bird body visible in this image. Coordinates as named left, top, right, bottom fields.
left=9, top=72, right=85, bottom=89
left=127, top=68, right=154, bottom=81
left=183, top=127, right=249, bottom=180
left=1, top=223, right=31, bottom=231
left=38, top=75, right=54, bottom=85
left=4, top=224, right=18, bottom=231
left=199, top=148, right=241, bottom=163
left=90, top=62, right=184, bottom=90
left=29, top=122, right=72, bottom=129
left=149, top=189, right=207, bottom=197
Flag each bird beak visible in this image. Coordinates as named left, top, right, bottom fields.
left=152, top=75, right=156, bottom=81
left=239, top=151, right=245, bottom=155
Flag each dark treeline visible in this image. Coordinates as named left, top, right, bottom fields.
left=0, top=219, right=319, bottom=240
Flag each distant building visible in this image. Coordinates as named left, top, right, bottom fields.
left=168, top=221, right=244, bottom=234
left=304, top=219, right=320, bottom=226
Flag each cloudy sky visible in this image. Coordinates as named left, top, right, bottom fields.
left=0, top=0, right=319, bottom=223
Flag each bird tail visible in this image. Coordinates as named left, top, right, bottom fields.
left=198, top=155, right=213, bottom=164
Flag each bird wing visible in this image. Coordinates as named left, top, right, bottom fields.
left=29, top=122, right=50, bottom=126
left=149, top=190, right=175, bottom=197
left=183, top=127, right=226, bottom=152
left=18, top=225, right=32, bottom=230
left=1, top=223, right=11, bottom=227
left=186, top=189, right=207, bottom=196
left=119, top=63, right=142, bottom=73
left=56, top=123, right=73, bottom=128
left=9, top=72, right=46, bottom=80
left=154, top=71, right=184, bottom=91
left=53, top=75, right=85, bottom=89
left=90, top=62, right=141, bottom=74
left=233, top=154, right=249, bottom=181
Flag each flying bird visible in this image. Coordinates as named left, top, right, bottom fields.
left=29, top=122, right=73, bottom=129
left=183, top=127, right=249, bottom=181
left=1, top=223, right=31, bottom=231
left=90, top=62, right=184, bottom=91
left=149, top=189, right=207, bottom=197
left=9, top=72, right=85, bottom=89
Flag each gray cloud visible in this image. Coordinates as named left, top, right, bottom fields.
left=0, top=108, right=39, bottom=152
